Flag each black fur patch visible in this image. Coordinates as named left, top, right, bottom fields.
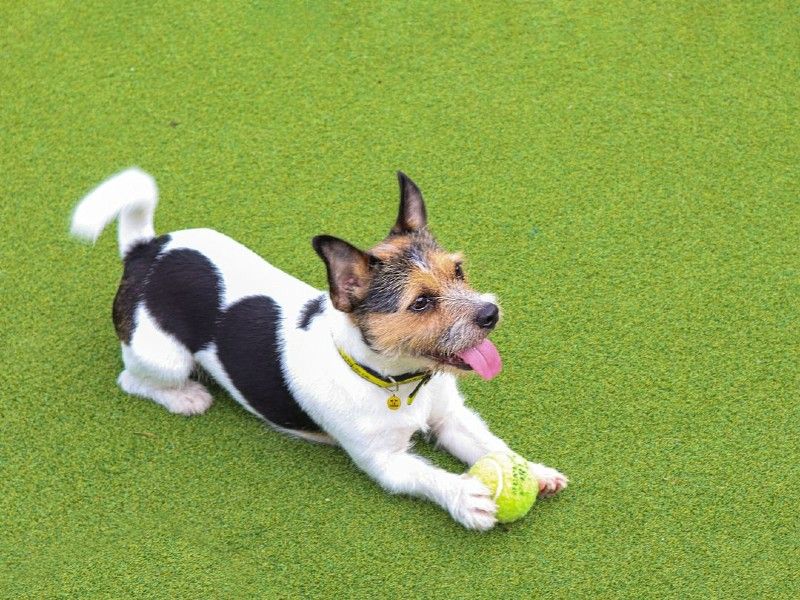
left=113, top=235, right=171, bottom=343
left=144, top=249, right=223, bottom=353
left=357, top=232, right=439, bottom=314
left=358, top=277, right=402, bottom=313
left=297, top=294, right=325, bottom=330
left=215, top=296, right=321, bottom=431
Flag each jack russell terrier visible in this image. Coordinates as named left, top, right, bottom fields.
left=70, top=169, right=567, bottom=530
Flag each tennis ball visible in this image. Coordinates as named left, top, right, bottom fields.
left=468, top=451, right=538, bottom=523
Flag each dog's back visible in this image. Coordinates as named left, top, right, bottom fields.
left=71, top=169, right=327, bottom=436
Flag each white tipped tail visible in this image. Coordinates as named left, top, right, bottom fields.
left=70, top=168, right=158, bottom=257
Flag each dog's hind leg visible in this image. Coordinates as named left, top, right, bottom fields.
left=117, top=308, right=213, bottom=416
left=118, top=367, right=212, bottom=416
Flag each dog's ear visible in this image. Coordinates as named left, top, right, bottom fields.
left=391, top=172, right=427, bottom=235
left=312, top=235, right=375, bottom=312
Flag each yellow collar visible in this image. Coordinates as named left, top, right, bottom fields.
left=336, top=347, right=433, bottom=409
left=336, top=347, right=429, bottom=388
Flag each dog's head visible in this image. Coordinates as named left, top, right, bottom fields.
left=312, top=173, right=501, bottom=379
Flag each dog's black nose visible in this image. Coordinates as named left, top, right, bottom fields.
left=475, top=303, right=499, bottom=330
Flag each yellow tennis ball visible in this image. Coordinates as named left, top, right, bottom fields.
left=468, top=451, right=538, bottom=523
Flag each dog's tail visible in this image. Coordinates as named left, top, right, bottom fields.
left=70, top=167, right=158, bottom=257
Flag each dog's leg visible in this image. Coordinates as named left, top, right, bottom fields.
left=118, top=368, right=212, bottom=416
left=432, top=403, right=511, bottom=464
left=347, top=446, right=498, bottom=531
left=117, top=308, right=212, bottom=416
left=429, top=377, right=568, bottom=496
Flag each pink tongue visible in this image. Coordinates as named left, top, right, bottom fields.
left=456, top=339, right=502, bottom=380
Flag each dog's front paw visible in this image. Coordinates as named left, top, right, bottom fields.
left=528, top=462, right=568, bottom=497
left=447, top=475, right=498, bottom=531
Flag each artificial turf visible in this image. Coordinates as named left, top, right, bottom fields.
left=2, top=1, right=798, bottom=598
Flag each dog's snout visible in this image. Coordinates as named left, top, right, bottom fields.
left=475, top=302, right=499, bottom=330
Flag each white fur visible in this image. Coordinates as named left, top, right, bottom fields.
left=71, top=169, right=567, bottom=531
left=118, top=369, right=213, bottom=416
left=70, top=168, right=158, bottom=257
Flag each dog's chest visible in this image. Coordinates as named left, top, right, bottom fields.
left=360, top=384, right=434, bottom=438
left=292, top=368, right=436, bottom=449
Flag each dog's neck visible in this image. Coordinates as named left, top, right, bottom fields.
left=326, top=306, right=430, bottom=379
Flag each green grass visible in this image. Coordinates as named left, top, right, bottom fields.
left=2, top=1, right=798, bottom=597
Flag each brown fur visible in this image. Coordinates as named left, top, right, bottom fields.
left=356, top=233, right=488, bottom=363
left=112, top=277, right=136, bottom=344
left=316, top=172, right=498, bottom=371
left=370, top=236, right=413, bottom=261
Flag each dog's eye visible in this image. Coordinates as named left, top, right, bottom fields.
left=454, top=263, right=464, bottom=280
left=410, top=296, right=433, bottom=312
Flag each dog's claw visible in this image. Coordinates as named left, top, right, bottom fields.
left=528, top=462, right=568, bottom=497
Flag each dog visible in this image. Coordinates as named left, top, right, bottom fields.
left=70, top=168, right=567, bottom=530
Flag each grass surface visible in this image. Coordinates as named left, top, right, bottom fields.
left=2, top=1, right=798, bottom=598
